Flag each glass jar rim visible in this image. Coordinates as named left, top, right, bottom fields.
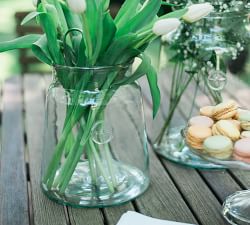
left=53, top=62, right=132, bottom=72
left=204, top=10, right=250, bottom=19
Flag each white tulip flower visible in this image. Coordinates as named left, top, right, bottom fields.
left=32, top=0, right=38, bottom=7
left=182, top=3, right=214, bottom=23
left=153, top=18, right=181, bottom=36
left=67, top=0, right=87, bottom=13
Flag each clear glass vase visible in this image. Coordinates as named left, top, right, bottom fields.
left=41, top=65, right=149, bottom=208
left=154, top=10, right=250, bottom=169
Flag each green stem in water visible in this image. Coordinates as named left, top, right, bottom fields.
left=187, top=80, right=200, bottom=121
left=46, top=70, right=122, bottom=192
left=89, top=140, right=115, bottom=193
left=86, top=142, right=97, bottom=186
left=156, top=72, right=195, bottom=145
left=103, top=143, right=117, bottom=187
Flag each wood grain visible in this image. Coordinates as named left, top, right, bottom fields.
left=0, top=76, right=29, bottom=225
left=24, top=75, right=68, bottom=225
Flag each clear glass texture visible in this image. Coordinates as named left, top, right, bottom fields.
left=191, top=11, right=250, bottom=54
left=41, top=65, right=149, bottom=208
left=223, top=190, right=250, bottom=225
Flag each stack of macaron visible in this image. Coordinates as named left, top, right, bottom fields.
left=185, top=100, right=250, bottom=163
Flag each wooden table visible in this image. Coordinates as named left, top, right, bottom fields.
left=0, top=73, right=250, bottom=225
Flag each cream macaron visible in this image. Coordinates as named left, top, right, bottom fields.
left=212, top=120, right=240, bottom=141
left=212, top=100, right=238, bottom=120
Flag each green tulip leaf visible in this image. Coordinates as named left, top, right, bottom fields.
left=32, top=34, right=53, bottom=65
left=51, top=0, right=68, bottom=33
left=160, top=8, right=188, bottom=20
left=38, top=12, right=64, bottom=65
left=72, top=34, right=87, bottom=67
left=61, top=3, right=82, bottom=30
left=21, top=11, right=44, bottom=26
left=116, top=0, right=161, bottom=37
left=101, top=34, right=139, bottom=65
left=115, top=0, right=140, bottom=28
left=140, top=53, right=161, bottom=118
left=0, top=34, right=41, bottom=52
left=112, top=57, right=146, bottom=86
left=99, top=12, right=117, bottom=56
left=115, top=52, right=161, bottom=118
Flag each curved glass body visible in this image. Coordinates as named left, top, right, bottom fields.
left=155, top=10, right=250, bottom=170
left=41, top=65, right=149, bottom=207
left=191, top=11, right=250, bottom=54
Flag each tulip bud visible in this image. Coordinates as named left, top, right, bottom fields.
left=182, top=3, right=214, bottom=23
left=153, top=18, right=181, bottom=36
left=67, top=0, right=87, bottom=13
left=32, top=0, right=38, bottom=7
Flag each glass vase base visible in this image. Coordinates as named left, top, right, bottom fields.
left=154, top=126, right=225, bottom=169
left=41, top=161, right=149, bottom=208
left=222, top=190, right=250, bottom=225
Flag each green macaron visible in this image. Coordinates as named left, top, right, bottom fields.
left=203, top=135, right=233, bottom=159
left=238, top=111, right=250, bottom=131
left=238, top=110, right=250, bottom=121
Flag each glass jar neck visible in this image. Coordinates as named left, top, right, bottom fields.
left=52, top=64, right=131, bottom=91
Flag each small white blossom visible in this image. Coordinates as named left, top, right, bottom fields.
left=182, top=3, right=214, bottom=23
left=153, top=18, right=181, bottom=36
left=67, top=0, right=87, bottom=13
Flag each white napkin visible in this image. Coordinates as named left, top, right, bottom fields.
left=117, top=211, right=196, bottom=225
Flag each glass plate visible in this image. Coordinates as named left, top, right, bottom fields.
left=182, top=128, right=250, bottom=170
left=154, top=126, right=225, bottom=169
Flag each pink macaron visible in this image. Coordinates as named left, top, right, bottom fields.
left=233, top=138, right=250, bottom=163
left=189, top=116, right=214, bottom=128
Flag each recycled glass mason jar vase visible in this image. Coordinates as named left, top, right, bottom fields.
left=41, top=65, right=149, bottom=208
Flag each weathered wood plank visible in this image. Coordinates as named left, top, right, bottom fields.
left=68, top=208, right=104, bottom=225
left=105, top=83, right=197, bottom=224
left=0, top=80, right=2, bottom=155
left=104, top=204, right=135, bottom=225
left=43, top=75, right=105, bottom=225
left=0, top=76, right=29, bottom=225
left=24, top=75, right=68, bottom=225
left=142, top=74, right=230, bottom=224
